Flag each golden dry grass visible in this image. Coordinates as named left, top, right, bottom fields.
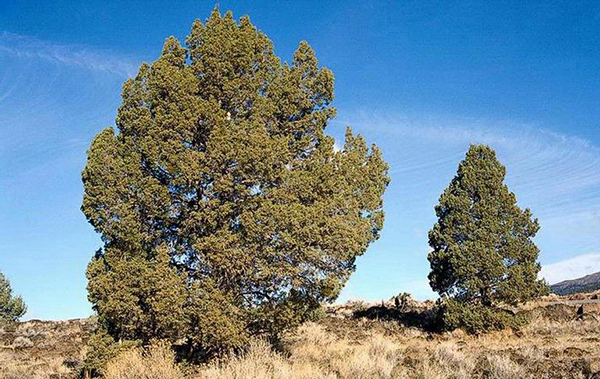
left=192, top=323, right=543, bottom=379
left=0, top=350, right=73, bottom=379
left=0, top=319, right=91, bottom=379
left=104, top=343, right=185, bottom=379
left=96, top=333, right=538, bottom=379
left=2, top=300, right=599, bottom=379
left=193, top=307, right=600, bottom=379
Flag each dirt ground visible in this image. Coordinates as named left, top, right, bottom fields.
left=2, top=292, right=600, bottom=379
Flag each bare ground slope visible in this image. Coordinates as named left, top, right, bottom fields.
left=2, top=293, right=600, bottom=379
left=0, top=318, right=94, bottom=379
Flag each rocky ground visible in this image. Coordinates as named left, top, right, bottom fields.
left=0, top=318, right=94, bottom=379
left=314, top=295, right=600, bottom=379
left=2, top=292, right=600, bottom=379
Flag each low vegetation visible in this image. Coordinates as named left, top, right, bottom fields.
left=0, top=318, right=93, bottom=379
left=1, top=294, right=599, bottom=379
left=103, top=343, right=184, bottom=379
left=112, top=298, right=600, bottom=379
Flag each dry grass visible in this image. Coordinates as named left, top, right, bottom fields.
left=0, top=351, right=72, bottom=379
left=0, top=319, right=92, bottom=379
left=194, top=323, right=531, bottom=379
left=200, top=339, right=334, bottom=379
left=483, top=354, right=526, bottom=378
left=2, top=299, right=600, bottom=379
left=418, top=343, right=476, bottom=379
left=193, top=308, right=600, bottom=379
left=104, top=343, right=185, bottom=379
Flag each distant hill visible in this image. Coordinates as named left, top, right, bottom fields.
left=550, top=271, right=600, bottom=295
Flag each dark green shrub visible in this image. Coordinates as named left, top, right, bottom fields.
left=440, top=299, right=524, bottom=334
left=82, top=327, right=139, bottom=377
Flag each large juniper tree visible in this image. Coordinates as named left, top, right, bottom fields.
left=82, top=8, right=388, bottom=364
left=428, top=145, right=546, bottom=332
left=0, top=272, right=26, bottom=322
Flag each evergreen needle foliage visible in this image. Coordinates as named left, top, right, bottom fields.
left=81, top=7, right=389, bottom=368
left=0, top=272, right=26, bottom=322
left=428, top=145, right=547, bottom=332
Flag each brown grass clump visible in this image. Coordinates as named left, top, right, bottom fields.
left=192, top=304, right=600, bottom=379
left=0, top=351, right=72, bottom=379
left=0, top=318, right=92, bottom=379
left=104, top=343, right=184, bottom=379
left=481, top=354, right=526, bottom=378
left=195, top=323, right=527, bottom=379
left=2, top=297, right=600, bottom=378
left=198, top=323, right=409, bottom=379
left=200, top=339, right=333, bottom=379
left=418, top=343, right=476, bottom=379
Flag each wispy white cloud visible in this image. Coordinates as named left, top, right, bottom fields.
left=0, top=31, right=137, bottom=77
left=0, top=32, right=133, bottom=182
left=540, top=252, right=600, bottom=284
left=334, top=111, right=600, bottom=220
left=334, top=110, right=600, bottom=301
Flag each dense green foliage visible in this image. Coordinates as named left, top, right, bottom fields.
left=81, top=8, right=389, bottom=365
left=0, top=272, right=26, bottom=322
left=439, top=299, right=524, bottom=334
left=83, top=327, right=139, bottom=377
left=428, top=145, right=547, bottom=332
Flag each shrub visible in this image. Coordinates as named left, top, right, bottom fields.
left=82, top=328, right=139, bottom=377
left=439, top=299, right=523, bottom=334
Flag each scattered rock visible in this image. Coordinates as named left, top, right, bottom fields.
left=12, top=336, right=33, bottom=349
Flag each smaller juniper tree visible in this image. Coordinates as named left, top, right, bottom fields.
left=428, top=145, right=547, bottom=332
left=0, top=272, right=27, bottom=322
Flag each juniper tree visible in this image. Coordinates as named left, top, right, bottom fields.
left=428, top=145, right=547, bottom=332
left=0, top=272, right=26, bottom=322
left=82, top=8, right=389, bottom=363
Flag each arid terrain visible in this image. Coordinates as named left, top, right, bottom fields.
left=0, top=318, right=94, bottom=379
left=2, top=293, right=600, bottom=379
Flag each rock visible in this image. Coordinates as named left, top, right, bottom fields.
left=12, top=336, right=33, bottom=349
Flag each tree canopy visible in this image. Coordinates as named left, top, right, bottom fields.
left=428, top=145, right=547, bottom=330
left=82, top=8, right=389, bottom=362
left=0, top=272, right=26, bottom=322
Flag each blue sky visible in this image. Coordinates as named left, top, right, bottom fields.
left=1, top=1, right=599, bottom=320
